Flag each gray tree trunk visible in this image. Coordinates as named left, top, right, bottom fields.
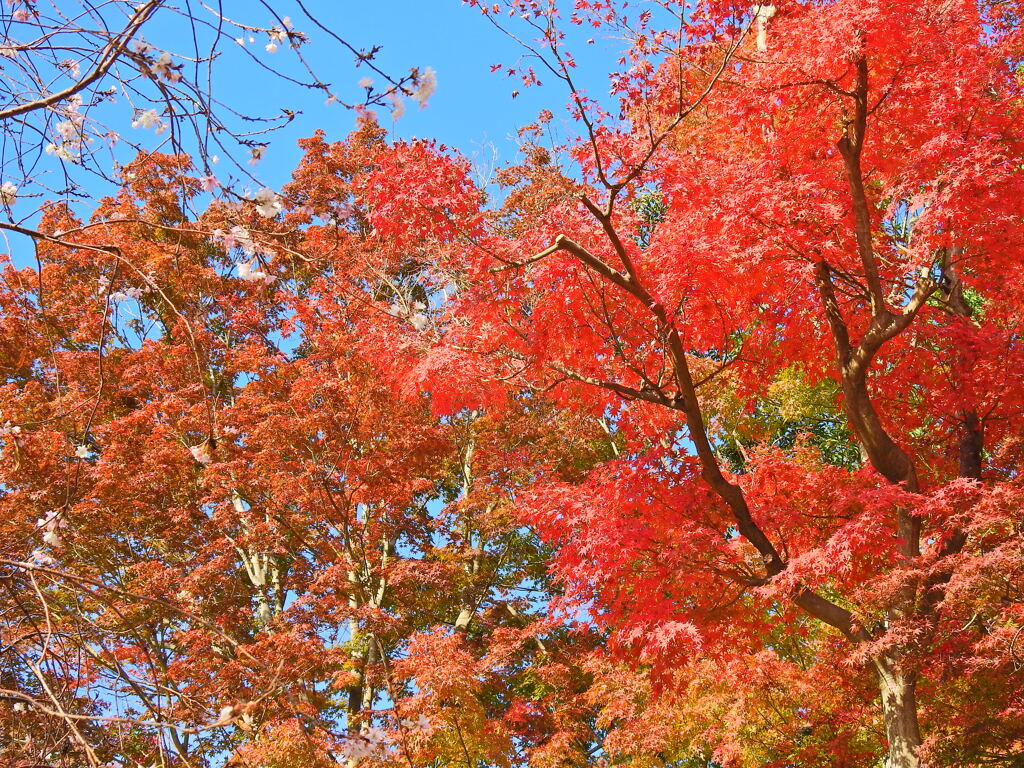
left=874, top=655, right=922, bottom=768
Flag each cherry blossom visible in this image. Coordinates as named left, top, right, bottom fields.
left=0, top=181, right=17, bottom=205
left=401, top=714, right=432, bottom=733
left=151, top=52, right=181, bottom=82
left=412, top=67, right=437, bottom=107
left=28, top=549, right=56, bottom=567
left=237, top=260, right=275, bottom=285
left=212, top=705, right=235, bottom=726
left=253, top=187, right=283, bottom=217
left=387, top=91, right=406, bottom=119
left=131, top=108, right=165, bottom=133
left=189, top=442, right=212, bottom=465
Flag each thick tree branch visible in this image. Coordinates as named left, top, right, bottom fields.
left=541, top=233, right=864, bottom=640
left=837, top=55, right=885, bottom=315
left=0, top=1, right=162, bottom=122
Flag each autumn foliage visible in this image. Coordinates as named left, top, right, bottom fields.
left=3, top=1, right=1024, bottom=767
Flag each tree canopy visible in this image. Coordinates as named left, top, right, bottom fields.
left=2, top=2, right=1024, bottom=768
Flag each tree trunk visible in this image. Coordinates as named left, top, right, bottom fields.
left=873, top=655, right=922, bottom=768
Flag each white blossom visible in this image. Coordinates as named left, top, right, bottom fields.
left=131, top=108, right=163, bottom=131
left=338, top=736, right=377, bottom=762
left=237, top=260, right=275, bottom=285
left=29, top=549, right=56, bottom=566
left=253, top=187, right=283, bottom=218
left=75, top=444, right=90, bottom=459
left=36, top=512, right=65, bottom=532
left=219, top=225, right=255, bottom=254
left=47, top=109, right=89, bottom=160
left=46, top=143, right=75, bottom=162
left=56, top=119, right=81, bottom=140
left=219, top=225, right=265, bottom=257
left=358, top=76, right=373, bottom=89
left=265, top=42, right=278, bottom=53
left=152, top=52, right=181, bottom=82
left=412, top=67, right=437, bottom=108
left=387, top=91, right=405, bottom=120
left=111, top=288, right=142, bottom=303
left=354, top=105, right=374, bottom=126
left=0, top=181, right=17, bottom=205
left=389, top=297, right=429, bottom=330
left=401, top=714, right=432, bottom=733
left=190, top=442, right=212, bottom=465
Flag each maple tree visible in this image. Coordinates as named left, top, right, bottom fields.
left=397, top=0, right=1024, bottom=766
left=0, top=126, right=617, bottom=768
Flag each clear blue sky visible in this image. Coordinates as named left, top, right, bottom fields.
left=198, top=0, right=620, bottom=191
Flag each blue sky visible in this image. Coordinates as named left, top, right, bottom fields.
left=189, top=0, right=621, bottom=191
